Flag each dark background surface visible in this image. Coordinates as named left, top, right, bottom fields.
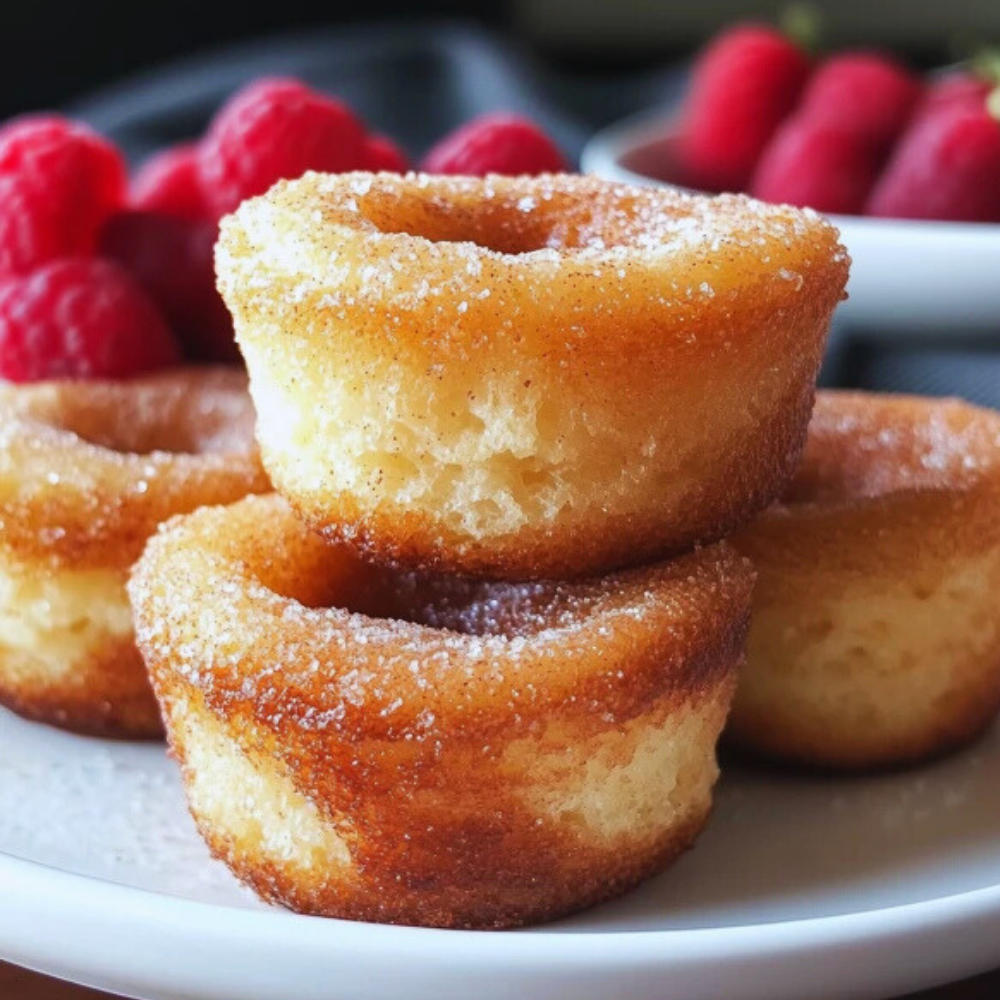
left=0, top=2, right=509, bottom=120
left=63, top=20, right=689, bottom=168
left=5, top=0, right=985, bottom=122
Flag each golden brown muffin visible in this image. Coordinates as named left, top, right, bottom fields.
left=129, top=493, right=755, bottom=928
left=730, top=390, right=1000, bottom=769
left=0, top=368, right=271, bottom=737
left=218, top=171, right=848, bottom=579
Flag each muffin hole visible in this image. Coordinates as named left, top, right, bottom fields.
left=264, top=540, right=600, bottom=641
left=357, top=188, right=641, bottom=255
left=39, top=391, right=256, bottom=457
left=363, top=196, right=555, bottom=255
left=63, top=420, right=211, bottom=455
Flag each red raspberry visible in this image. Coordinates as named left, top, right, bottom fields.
left=751, top=119, right=879, bottom=214
left=131, top=143, right=211, bottom=220
left=0, top=116, right=126, bottom=276
left=0, top=172, right=71, bottom=278
left=421, top=114, right=566, bottom=175
left=797, top=52, right=922, bottom=155
left=363, top=134, right=409, bottom=172
left=198, top=78, right=366, bottom=216
left=0, top=258, right=179, bottom=381
left=866, top=103, right=1000, bottom=222
left=100, top=211, right=238, bottom=363
left=678, top=24, right=811, bottom=192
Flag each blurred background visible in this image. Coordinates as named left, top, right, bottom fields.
left=4, top=0, right=1000, bottom=404
left=6, top=0, right=1000, bottom=120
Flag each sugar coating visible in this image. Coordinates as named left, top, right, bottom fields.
left=0, top=367, right=270, bottom=568
left=217, top=172, right=850, bottom=579
left=129, top=493, right=755, bottom=928
left=732, top=391, right=1000, bottom=769
left=781, top=390, right=1000, bottom=506
left=218, top=172, right=845, bottom=335
left=129, top=494, right=755, bottom=742
left=0, top=368, right=271, bottom=737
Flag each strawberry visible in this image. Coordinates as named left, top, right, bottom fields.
left=678, top=24, right=811, bottom=192
left=751, top=119, right=879, bottom=214
left=866, top=100, right=1000, bottom=222
left=797, top=52, right=922, bottom=156
left=914, top=71, right=992, bottom=122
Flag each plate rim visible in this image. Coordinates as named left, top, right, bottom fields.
left=3, top=845, right=1000, bottom=1000
left=3, top=843, right=1000, bottom=953
left=3, top=714, right=1000, bottom=1000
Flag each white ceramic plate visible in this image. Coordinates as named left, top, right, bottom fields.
left=1, top=707, right=999, bottom=1000
left=581, top=113, right=1000, bottom=342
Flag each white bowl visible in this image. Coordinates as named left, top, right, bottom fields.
left=582, top=113, right=1000, bottom=341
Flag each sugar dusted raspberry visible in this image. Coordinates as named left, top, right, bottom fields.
left=131, top=143, right=210, bottom=219
left=422, top=114, right=567, bottom=175
left=0, top=115, right=126, bottom=275
left=0, top=258, right=179, bottom=381
left=678, top=24, right=811, bottom=192
left=100, top=210, right=238, bottom=363
left=198, top=78, right=366, bottom=216
left=363, top=134, right=410, bottom=173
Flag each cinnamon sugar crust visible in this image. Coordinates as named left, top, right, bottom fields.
left=0, top=630, right=160, bottom=738
left=0, top=367, right=271, bottom=737
left=731, top=391, right=1000, bottom=769
left=0, top=367, right=269, bottom=569
left=218, top=171, right=849, bottom=579
left=130, top=493, right=755, bottom=927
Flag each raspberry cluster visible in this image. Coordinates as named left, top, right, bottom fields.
left=678, top=24, right=1000, bottom=222
left=0, top=116, right=180, bottom=380
left=0, top=77, right=565, bottom=382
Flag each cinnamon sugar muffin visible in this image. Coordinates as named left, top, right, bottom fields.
left=218, top=171, right=848, bottom=579
left=0, top=368, right=269, bottom=736
left=130, top=493, right=755, bottom=927
left=731, top=391, right=1000, bottom=768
